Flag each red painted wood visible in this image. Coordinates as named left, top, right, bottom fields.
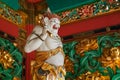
left=25, top=24, right=35, bottom=80
left=59, top=11, right=120, bottom=37
left=27, top=0, right=43, bottom=3
left=1, top=11, right=120, bottom=38
left=0, top=18, right=19, bottom=37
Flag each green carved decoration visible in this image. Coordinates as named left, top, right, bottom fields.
left=0, top=2, right=24, bottom=26
left=58, top=0, right=120, bottom=24
left=63, top=33, right=120, bottom=80
left=46, top=0, right=100, bottom=13
left=0, top=37, right=23, bottom=80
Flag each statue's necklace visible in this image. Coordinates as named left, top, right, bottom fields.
left=49, top=33, right=61, bottom=41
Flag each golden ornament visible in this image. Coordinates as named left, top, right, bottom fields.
left=0, top=49, right=15, bottom=69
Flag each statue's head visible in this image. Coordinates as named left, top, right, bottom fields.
left=43, top=12, right=60, bottom=35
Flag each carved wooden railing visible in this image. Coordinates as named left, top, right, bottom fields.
left=57, top=0, right=120, bottom=25
left=0, top=2, right=27, bottom=28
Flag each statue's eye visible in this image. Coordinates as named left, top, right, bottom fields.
left=50, top=20, right=56, bottom=23
left=50, top=18, right=60, bottom=24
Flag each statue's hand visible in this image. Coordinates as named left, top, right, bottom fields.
left=43, top=26, right=48, bottom=34
left=39, top=27, right=48, bottom=40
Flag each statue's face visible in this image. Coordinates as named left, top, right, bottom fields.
left=50, top=18, right=60, bottom=30
left=44, top=17, right=60, bottom=35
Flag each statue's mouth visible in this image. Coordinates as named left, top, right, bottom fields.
left=53, top=25, right=58, bottom=29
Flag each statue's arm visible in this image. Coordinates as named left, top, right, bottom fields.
left=24, top=26, right=48, bottom=53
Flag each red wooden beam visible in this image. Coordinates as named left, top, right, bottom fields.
left=27, top=0, right=43, bottom=3
left=59, top=11, right=120, bottom=37
left=1, top=11, right=120, bottom=38
left=0, top=18, right=19, bottom=37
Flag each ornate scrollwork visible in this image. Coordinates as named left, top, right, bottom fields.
left=0, top=37, right=23, bottom=80
left=0, top=2, right=27, bottom=27
left=76, top=38, right=98, bottom=55
left=63, top=33, right=120, bottom=80
left=58, top=0, right=120, bottom=25
left=0, top=49, right=15, bottom=69
left=76, top=71, right=110, bottom=80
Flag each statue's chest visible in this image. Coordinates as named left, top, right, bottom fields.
left=45, top=36, right=62, bottom=49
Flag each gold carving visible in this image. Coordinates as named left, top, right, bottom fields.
left=0, top=49, right=15, bottom=69
left=13, top=77, right=20, bottom=80
left=98, top=47, right=120, bottom=70
left=64, top=56, right=74, bottom=73
left=77, top=71, right=110, bottom=80
left=35, top=14, right=44, bottom=26
left=76, top=38, right=98, bottom=55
